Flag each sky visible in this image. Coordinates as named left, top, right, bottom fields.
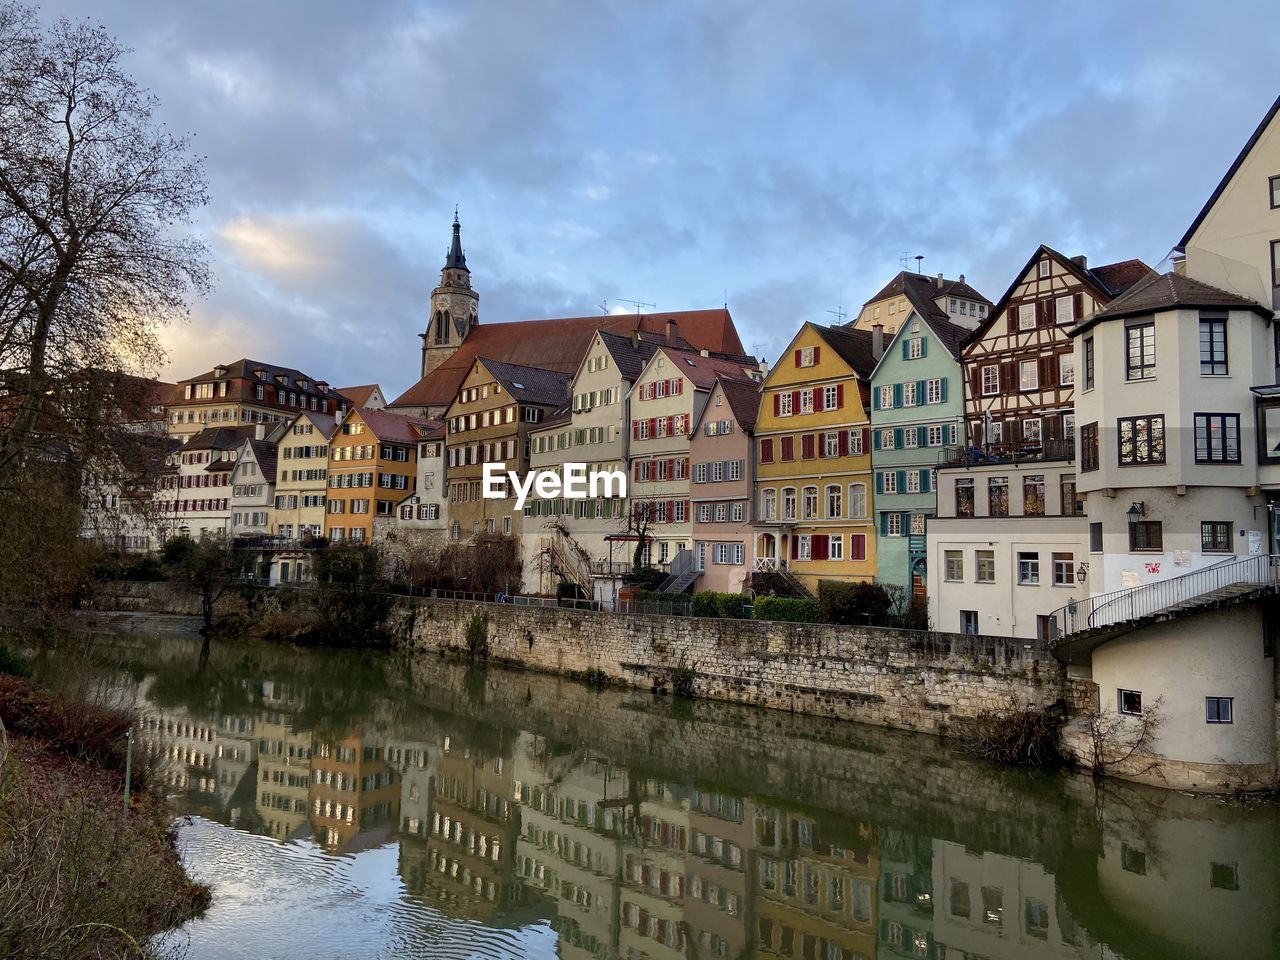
left=34, top=0, right=1280, bottom=400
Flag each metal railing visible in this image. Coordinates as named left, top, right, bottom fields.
left=1049, top=554, right=1280, bottom=638
left=939, top=439, right=1075, bottom=467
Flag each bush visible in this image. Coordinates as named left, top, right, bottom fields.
left=958, top=707, right=1068, bottom=769
left=556, top=580, right=586, bottom=601
left=753, top=595, right=821, bottom=623
left=691, top=591, right=750, bottom=619
left=465, top=611, right=489, bottom=660
left=0, top=644, right=31, bottom=678
left=628, top=567, right=668, bottom=591
left=818, top=580, right=895, bottom=626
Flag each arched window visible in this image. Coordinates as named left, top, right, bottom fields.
left=433, top=311, right=448, bottom=344
left=826, top=484, right=842, bottom=518
left=782, top=487, right=797, bottom=521
left=761, top=488, right=777, bottom=522
left=802, top=486, right=818, bottom=520
left=848, top=483, right=867, bottom=519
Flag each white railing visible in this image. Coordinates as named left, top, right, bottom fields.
left=1050, top=554, right=1279, bottom=638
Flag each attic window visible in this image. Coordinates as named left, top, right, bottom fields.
left=1038, top=260, right=1051, bottom=278
left=685, top=359, right=696, bottom=367
left=252, top=369, right=265, bottom=379
left=512, top=382, right=525, bottom=390
left=213, top=366, right=227, bottom=378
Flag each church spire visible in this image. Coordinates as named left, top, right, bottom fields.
left=444, top=207, right=468, bottom=272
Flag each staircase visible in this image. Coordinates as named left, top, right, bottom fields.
left=1050, top=554, right=1280, bottom=644
left=656, top=549, right=700, bottom=594
left=541, top=535, right=594, bottom=597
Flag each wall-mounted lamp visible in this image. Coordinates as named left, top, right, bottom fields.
left=1126, top=501, right=1145, bottom=523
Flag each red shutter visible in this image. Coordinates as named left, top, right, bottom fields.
left=667, top=458, right=675, bottom=478
left=773, top=394, right=781, bottom=415
left=677, top=379, right=684, bottom=395
left=817, top=433, right=826, bottom=458
left=835, top=383, right=844, bottom=409
left=862, top=427, right=870, bottom=451
left=794, top=349, right=802, bottom=367
left=801, top=434, right=815, bottom=460
left=761, top=438, right=773, bottom=463
left=634, top=462, right=641, bottom=480
left=813, top=346, right=821, bottom=365
left=791, top=390, right=800, bottom=412
left=838, top=431, right=848, bottom=456
left=814, top=536, right=827, bottom=561
left=632, top=420, right=640, bottom=439
left=684, top=457, right=690, bottom=476
left=790, top=536, right=799, bottom=560
left=813, top=387, right=824, bottom=412
left=666, top=500, right=675, bottom=523
left=648, top=418, right=656, bottom=436
left=1073, top=292, right=1084, bottom=320
left=852, top=535, right=865, bottom=561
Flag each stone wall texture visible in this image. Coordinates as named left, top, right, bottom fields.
left=398, top=597, right=1083, bottom=737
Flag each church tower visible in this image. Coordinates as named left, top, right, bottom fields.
left=420, top=212, right=479, bottom=379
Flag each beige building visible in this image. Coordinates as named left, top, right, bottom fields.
left=167, top=359, right=346, bottom=440
left=850, top=271, right=990, bottom=337
left=229, top=438, right=278, bottom=538
left=270, top=411, right=339, bottom=541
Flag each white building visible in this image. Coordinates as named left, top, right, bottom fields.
left=229, top=437, right=279, bottom=538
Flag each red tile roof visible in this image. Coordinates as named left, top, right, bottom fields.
left=389, top=309, right=744, bottom=410
left=656, top=347, right=760, bottom=390
left=335, top=384, right=382, bottom=407
left=715, top=377, right=763, bottom=430
left=349, top=407, right=437, bottom=444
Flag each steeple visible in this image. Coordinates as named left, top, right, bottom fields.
left=444, top=207, right=468, bottom=272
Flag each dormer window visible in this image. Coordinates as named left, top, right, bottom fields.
left=275, top=375, right=288, bottom=385
left=214, top=366, right=227, bottom=378
left=252, top=369, right=265, bottom=379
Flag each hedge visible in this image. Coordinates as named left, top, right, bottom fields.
left=690, top=591, right=751, bottom=619
left=752, top=595, right=821, bottom=623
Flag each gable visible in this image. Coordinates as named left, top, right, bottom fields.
left=761, top=324, right=855, bottom=390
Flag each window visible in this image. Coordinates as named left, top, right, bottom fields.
left=1052, top=553, right=1074, bottom=585
left=1038, top=259, right=1051, bottom=278
left=1018, top=303, right=1036, bottom=330
left=1061, top=476, right=1080, bottom=516
left=1272, top=175, right=1280, bottom=209
left=988, top=477, right=1008, bottom=517
left=880, top=429, right=896, bottom=450
left=796, top=535, right=811, bottom=560
left=1081, top=422, right=1099, bottom=472
left=1090, top=521, right=1103, bottom=552
left=975, top=550, right=995, bottom=583
left=886, top=513, right=903, bottom=536
left=1199, top=316, right=1228, bottom=375
left=798, top=346, right=815, bottom=367
left=800, top=390, right=813, bottom=414
left=878, top=385, right=893, bottom=409
left=926, top=378, right=942, bottom=403
left=956, top=478, right=975, bottom=517
left=981, top=365, right=999, bottom=396
left=1023, top=475, right=1045, bottom=515
left=907, top=337, right=923, bottom=359
left=1205, top=697, right=1233, bottom=724
left=1121, top=844, right=1147, bottom=875
left=1201, top=521, right=1232, bottom=553
left=826, top=485, right=841, bottom=518
left=1055, top=295, right=1074, bottom=324
left=1017, top=552, right=1039, bottom=585
left=848, top=484, right=866, bottom=518
left=761, top=489, right=777, bottom=521
left=1194, top=413, right=1240, bottom=463
left=881, top=471, right=898, bottom=494
left=1273, top=239, right=1280, bottom=288
left=1118, top=689, right=1143, bottom=716
left=1022, top=418, right=1042, bottom=445
left=779, top=392, right=792, bottom=416
left=1083, top=336, right=1094, bottom=389
left=782, top=488, right=797, bottom=521
left=961, top=611, right=978, bottom=636
left=823, top=385, right=838, bottom=409
left=1118, top=415, right=1165, bottom=465
left=1019, top=359, right=1039, bottom=391
left=1059, top=353, right=1074, bottom=386
left=902, top=381, right=917, bottom=406
left=1129, top=520, right=1163, bottom=552
left=802, top=487, right=818, bottom=520
left=927, top=424, right=942, bottom=446
left=905, top=471, right=921, bottom=493
left=944, top=551, right=963, bottom=581
left=828, top=535, right=843, bottom=561
left=1125, top=322, right=1156, bottom=380
left=903, top=425, right=918, bottom=448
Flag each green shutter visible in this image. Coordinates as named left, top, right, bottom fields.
left=879, top=512, right=888, bottom=536
left=875, top=472, right=883, bottom=494
left=921, top=469, right=932, bottom=492
left=896, top=469, right=906, bottom=491
left=940, top=378, right=948, bottom=403
left=872, top=430, right=881, bottom=450
left=872, top=389, right=880, bottom=411
left=901, top=339, right=910, bottom=360
left=894, top=428, right=904, bottom=448
left=893, top=383, right=903, bottom=407
left=920, top=338, right=928, bottom=358
left=917, top=426, right=926, bottom=447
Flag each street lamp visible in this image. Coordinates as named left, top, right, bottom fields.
left=1126, top=501, right=1145, bottom=524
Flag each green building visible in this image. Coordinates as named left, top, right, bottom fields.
left=868, top=306, right=972, bottom=597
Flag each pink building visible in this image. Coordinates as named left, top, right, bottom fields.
left=690, top=377, right=760, bottom=593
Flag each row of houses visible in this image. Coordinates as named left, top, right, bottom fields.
left=92, top=94, right=1280, bottom=643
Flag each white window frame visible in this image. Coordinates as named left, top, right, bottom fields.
left=927, top=424, right=943, bottom=446
left=902, top=381, right=917, bottom=407
left=848, top=483, right=866, bottom=519
left=907, top=338, right=923, bottom=359
left=823, top=385, right=839, bottom=409
left=828, top=535, right=843, bottom=561
left=926, top=378, right=942, bottom=404
left=879, top=384, right=893, bottom=409
left=882, top=471, right=898, bottom=494
left=1038, top=260, right=1051, bottom=278
left=1059, top=353, right=1075, bottom=386
left=981, top=365, right=999, bottom=396
left=1055, top=295, right=1074, bottom=324
left=1019, top=359, right=1039, bottom=391
left=1018, top=303, right=1036, bottom=330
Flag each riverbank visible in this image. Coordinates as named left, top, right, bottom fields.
left=0, top=668, right=210, bottom=959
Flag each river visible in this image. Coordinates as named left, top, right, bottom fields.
left=26, top=628, right=1280, bottom=960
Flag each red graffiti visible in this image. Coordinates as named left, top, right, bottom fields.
left=1144, top=562, right=1161, bottom=574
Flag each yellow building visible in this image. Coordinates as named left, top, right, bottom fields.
left=271, top=410, right=339, bottom=541
left=754, top=323, right=878, bottom=590
left=324, top=408, right=432, bottom=544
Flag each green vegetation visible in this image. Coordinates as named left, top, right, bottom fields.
left=0, top=643, right=31, bottom=678
left=752, top=595, right=822, bottom=623
left=671, top=662, right=697, bottom=699
left=465, top=611, right=489, bottom=660
left=818, top=580, right=894, bottom=626
left=690, top=591, right=751, bottom=619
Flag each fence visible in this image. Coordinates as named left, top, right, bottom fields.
left=1049, top=554, right=1280, bottom=637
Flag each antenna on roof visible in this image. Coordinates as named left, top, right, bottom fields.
left=826, top=302, right=847, bottom=324
left=914, top=255, right=924, bottom=274
left=899, top=251, right=913, bottom=270
left=616, top=298, right=655, bottom=315
left=598, top=300, right=610, bottom=314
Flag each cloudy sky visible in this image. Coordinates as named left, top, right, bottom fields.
left=36, top=0, right=1280, bottom=399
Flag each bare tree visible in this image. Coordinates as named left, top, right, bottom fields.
left=0, top=3, right=208, bottom=483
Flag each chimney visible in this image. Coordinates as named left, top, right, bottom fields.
left=959, top=274, right=965, bottom=284
left=935, top=272, right=944, bottom=289
left=254, top=424, right=265, bottom=440
left=630, top=329, right=640, bottom=349
left=665, top=318, right=677, bottom=342
left=1071, top=255, right=1088, bottom=270
left=872, top=323, right=885, bottom=360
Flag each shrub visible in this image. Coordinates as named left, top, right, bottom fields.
left=818, top=580, right=894, bottom=626
left=753, top=595, right=821, bottom=623
left=464, top=611, right=489, bottom=660
left=628, top=567, right=668, bottom=591
left=671, top=663, right=696, bottom=699
left=691, top=591, right=750, bottom=619
left=958, top=707, right=1068, bottom=769
left=0, top=644, right=31, bottom=678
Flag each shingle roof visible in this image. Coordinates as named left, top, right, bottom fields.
left=1089, top=259, right=1156, bottom=297
left=655, top=347, right=760, bottom=390
left=351, top=407, right=436, bottom=444
left=815, top=325, right=878, bottom=378
left=245, top=438, right=278, bottom=482
left=864, top=271, right=992, bottom=323
left=1072, top=271, right=1270, bottom=333
left=716, top=377, right=763, bottom=430
left=296, top=411, right=340, bottom=439
left=334, top=384, right=382, bottom=407
left=476, top=358, right=573, bottom=406
left=177, top=358, right=336, bottom=396
left=389, top=309, right=744, bottom=409
left=597, top=329, right=687, bottom=382
left=183, top=425, right=259, bottom=451
left=1178, top=93, right=1280, bottom=251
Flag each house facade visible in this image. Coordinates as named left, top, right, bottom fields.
left=156, top=425, right=260, bottom=538
left=690, top=377, right=760, bottom=593
left=324, top=408, right=425, bottom=544
left=167, top=359, right=346, bottom=440
left=849, top=271, right=990, bottom=338
left=229, top=438, right=277, bottom=537
left=867, top=310, right=969, bottom=596
left=753, top=324, right=877, bottom=591
left=271, top=411, right=338, bottom=540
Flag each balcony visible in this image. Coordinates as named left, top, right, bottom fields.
left=938, top=439, right=1075, bottom=468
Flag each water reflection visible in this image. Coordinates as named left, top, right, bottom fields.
left=37, top=634, right=1279, bottom=960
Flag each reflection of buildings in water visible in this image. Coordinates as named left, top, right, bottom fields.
left=308, top=725, right=400, bottom=852
left=255, top=713, right=313, bottom=841
left=754, top=805, right=879, bottom=960
left=684, top=788, right=754, bottom=960
left=511, top=733, right=628, bottom=960
left=137, top=709, right=219, bottom=797
left=384, top=737, right=433, bottom=838
left=877, top=829, right=936, bottom=960
left=618, top=779, right=693, bottom=959
left=213, top=712, right=257, bottom=821
left=398, top=731, right=535, bottom=925
left=930, top=841, right=1081, bottom=960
